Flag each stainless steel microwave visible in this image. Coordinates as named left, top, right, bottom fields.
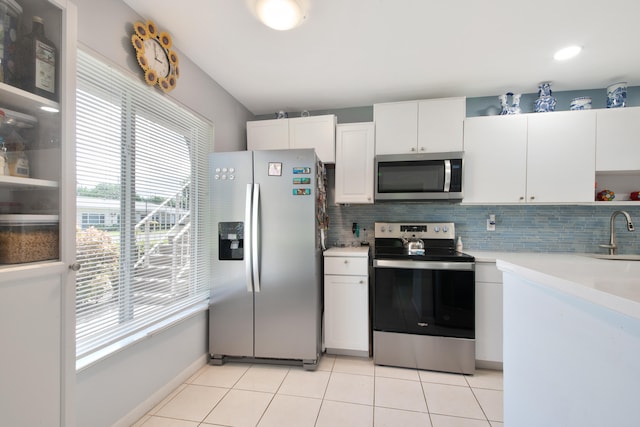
left=375, top=151, right=464, bottom=201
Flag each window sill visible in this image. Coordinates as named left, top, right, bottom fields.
left=76, top=301, right=209, bottom=372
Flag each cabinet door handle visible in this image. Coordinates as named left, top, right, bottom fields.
left=410, top=147, right=416, bottom=152
left=344, top=260, right=349, bottom=264
left=359, top=280, right=364, bottom=284
left=530, top=196, right=535, bottom=201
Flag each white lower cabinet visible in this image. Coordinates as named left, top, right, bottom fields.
left=0, top=268, right=65, bottom=426
left=475, top=261, right=503, bottom=367
left=323, top=247, right=369, bottom=356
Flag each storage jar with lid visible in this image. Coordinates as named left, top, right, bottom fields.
left=0, top=214, right=59, bottom=264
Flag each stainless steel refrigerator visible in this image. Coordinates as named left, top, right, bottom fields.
left=208, top=148, right=325, bottom=369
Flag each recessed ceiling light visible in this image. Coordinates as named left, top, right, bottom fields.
left=255, top=0, right=305, bottom=31
left=554, top=45, right=582, bottom=61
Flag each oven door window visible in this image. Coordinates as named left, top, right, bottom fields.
left=377, top=160, right=445, bottom=193
left=374, top=266, right=474, bottom=339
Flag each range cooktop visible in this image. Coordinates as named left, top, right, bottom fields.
left=373, top=221, right=474, bottom=262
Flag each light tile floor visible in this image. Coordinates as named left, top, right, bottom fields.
left=133, top=355, right=503, bottom=427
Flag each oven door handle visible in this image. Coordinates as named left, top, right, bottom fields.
left=373, top=259, right=474, bottom=271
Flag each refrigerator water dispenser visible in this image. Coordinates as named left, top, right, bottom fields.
left=218, top=221, right=244, bottom=260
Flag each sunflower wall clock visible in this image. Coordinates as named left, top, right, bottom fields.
left=131, top=19, right=180, bottom=92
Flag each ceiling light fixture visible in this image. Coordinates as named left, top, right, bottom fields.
left=554, top=45, right=582, bottom=61
left=255, top=0, right=305, bottom=31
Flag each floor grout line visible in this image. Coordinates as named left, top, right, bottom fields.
left=137, top=356, right=503, bottom=427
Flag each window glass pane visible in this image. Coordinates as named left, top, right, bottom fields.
left=75, top=50, right=212, bottom=361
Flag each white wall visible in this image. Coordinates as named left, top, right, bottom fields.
left=72, top=0, right=253, bottom=426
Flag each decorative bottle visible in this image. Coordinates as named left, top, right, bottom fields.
left=16, top=16, right=58, bottom=101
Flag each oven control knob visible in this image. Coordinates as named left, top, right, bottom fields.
left=388, top=225, right=393, bottom=232
left=443, top=226, right=448, bottom=233
left=380, top=226, right=386, bottom=232
left=433, top=226, right=440, bottom=232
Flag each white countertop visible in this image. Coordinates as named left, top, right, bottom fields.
left=495, top=253, right=640, bottom=320
left=323, top=246, right=370, bottom=257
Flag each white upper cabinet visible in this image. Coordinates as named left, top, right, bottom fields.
left=334, top=122, right=375, bottom=204
left=596, top=107, right=640, bottom=171
left=463, top=115, right=527, bottom=203
left=289, top=115, right=336, bottom=163
left=374, top=97, right=465, bottom=155
left=246, top=115, right=336, bottom=163
left=527, top=111, right=596, bottom=203
left=463, top=110, right=596, bottom=204
left=246, top=118, right=289, bottom=151
left=373, top=101, right=418, bottom=155
left=417, top=97, right=465, bottom=152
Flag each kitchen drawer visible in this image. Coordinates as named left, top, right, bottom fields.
left=476, top=262, right=502, bottom=283
left=324, top=256, right=368, bottom=276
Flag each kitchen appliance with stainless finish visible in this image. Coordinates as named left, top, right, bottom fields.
left=373, top=222, right=475, bottom=374
left=375, top=151, right=464, bottom=201
left=209, top=149, right=325, bottom=370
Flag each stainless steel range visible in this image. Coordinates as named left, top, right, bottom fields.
left=372, top=222, right=475, bottom=375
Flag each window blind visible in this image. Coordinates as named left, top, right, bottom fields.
left=75, top=49, right=212, bottom=361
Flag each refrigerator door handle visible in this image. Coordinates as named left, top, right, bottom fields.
left=252, top=183, right=261, bottom=292
left=245, top=184, right=253, bottom=293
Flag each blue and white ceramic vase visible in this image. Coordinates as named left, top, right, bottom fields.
left=606, top=82, right=627, bottom=108
left=499, top=92, right=521, bottom=115
left=534, top=82, right=557, bottom=112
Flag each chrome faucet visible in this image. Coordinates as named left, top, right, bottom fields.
left=599, top=210, right=635, bottom=255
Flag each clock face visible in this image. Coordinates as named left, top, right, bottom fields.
left=143, top=38, right=170, bottom=78
left=131, top=19, right=179, bottom=92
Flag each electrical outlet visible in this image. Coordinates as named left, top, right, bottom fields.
left=487, top=219, right=496, bottom=231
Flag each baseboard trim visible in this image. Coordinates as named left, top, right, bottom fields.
left=475, top=359, right=503, bottom=371
left=113, top=354, right=208, bottom=427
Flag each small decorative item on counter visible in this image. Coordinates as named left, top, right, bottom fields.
left=570, top=96, right=592, bottom=110
left=15, top=16, right=58, bottom=101
left=606, top=82, right=627, bottom=108
left=596, top=189, right=615, bottom=201
left=630, top=191, right=640, bottom=201
left=499, top=92, right=521, bottom=115
left=534, top=82, right=557, bottom=112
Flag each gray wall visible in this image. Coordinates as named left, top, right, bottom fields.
left=73, top=1, right=253, bottom=426
left=255, top=86, right=640, bottom=122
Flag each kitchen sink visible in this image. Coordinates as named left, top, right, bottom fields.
left=585, top=254, right=640, bottom=261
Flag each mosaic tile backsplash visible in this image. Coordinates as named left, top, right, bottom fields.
left=327, top=203, right=640, bottom=255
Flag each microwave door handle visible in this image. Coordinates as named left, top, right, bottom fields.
left=252, top=183, right=261, bottom=293
left=245, top=184, right=253, bottom=293
left=443, top=160, right=452, bottom=192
